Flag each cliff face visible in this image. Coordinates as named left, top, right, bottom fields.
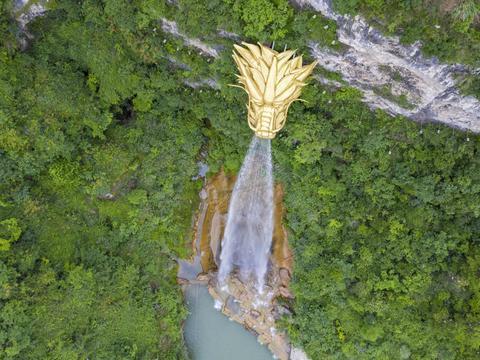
left=16, top=0, right=480, bottom=131
left=189, top=170, right=292, bottom=277
left=159, top=0, right=480, bottom=132
left=295, top=0, right=480, bottom=131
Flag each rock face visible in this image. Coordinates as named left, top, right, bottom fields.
left=15, top=0, right=48, bottom=30
left=190, top=170, right=292, bottom=277
left=14, top=0, right=49, bottom=49
left=17, top=1, right=480, bottom=131
left=293, top=0, right=480, bottom=132
left=207, top=272, right=292, bottom=360
left=196, top=171, right=236, bottom=272
left=290, top=347, right=310, bottom=360
left=160, top=0, right=480, bottom=132
left=161, top=18, right=220, bottom=58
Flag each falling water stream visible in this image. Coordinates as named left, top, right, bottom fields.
left=218, top=136, right=274, bottom=291
left=182, top=137, right=276, bottom=359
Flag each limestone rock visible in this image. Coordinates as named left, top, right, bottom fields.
left=196, top=273, right=209, bottom=282
left=290, top=347, right=310, bottom=360
left=279, top=268, right=291, bottom=286
left=209, top=211, right=224, bottom=265
left=250, top=310, right=261, bottom=319
left=279, top=286, right=294, bottom=299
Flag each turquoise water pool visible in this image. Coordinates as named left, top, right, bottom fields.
left=183, top=284, right=273, bottom=360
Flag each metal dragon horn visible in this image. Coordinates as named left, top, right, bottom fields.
left=231, top=42, right=317, bottom=139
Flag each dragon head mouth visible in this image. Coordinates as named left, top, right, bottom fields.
left=232, top=42, right=317, bottom=139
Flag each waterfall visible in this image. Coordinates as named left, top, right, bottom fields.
left=218, top=136, right=274, bottom=291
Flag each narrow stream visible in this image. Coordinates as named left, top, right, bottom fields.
left=184, top=284, right=273, bottom=360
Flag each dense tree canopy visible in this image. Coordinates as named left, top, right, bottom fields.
left=1, top=0, right=479, bottom=359
left=276, top=85, right=480, bottom=359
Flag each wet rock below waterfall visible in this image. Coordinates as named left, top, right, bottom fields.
left=207, top=273, right=292, bottom=360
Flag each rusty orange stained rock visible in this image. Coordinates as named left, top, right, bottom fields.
left=231, top=42, right=317, bottom=139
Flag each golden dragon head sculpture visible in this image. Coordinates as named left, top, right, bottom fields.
left=232, top=42, right=317, bottom=139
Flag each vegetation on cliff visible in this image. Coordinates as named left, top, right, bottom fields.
left=332, top=0, right=480, bottom=97
left=333, top=0, right=480, bottom=67
left=1, top=0, right=479, bottom=359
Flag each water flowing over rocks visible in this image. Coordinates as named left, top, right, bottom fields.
left=208, top=273, right=291, bottom=359
left=178, top=168, right=304, bottom=359
left=293, top=0, right=480, bottom=131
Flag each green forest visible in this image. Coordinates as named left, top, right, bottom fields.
left=1, top=0, right=479, bottom=359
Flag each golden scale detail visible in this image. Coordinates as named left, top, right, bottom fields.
left=231, top=42, right=317, bottom=139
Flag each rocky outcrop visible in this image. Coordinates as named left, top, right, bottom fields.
left=161, top=18, right=220, bottom=58
left=160, top=1, right=480, bottom=132
left=290, top=347, right=310, bottom=360
left=15, top=0, right=48, bottom=30
left=293, top=0, right=480, bottom=132
left=14, top=0, right=49, bottom=49
left=207, top=273, right=292, bottom=360
left=179, top=170, right=301, bottom=359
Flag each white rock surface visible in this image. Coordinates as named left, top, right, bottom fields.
left=15, top=0, right=49, bottom=30
left=290, top=347, right=310, bottom=360
left=161, top=18, right=220, bottom=58
left=294, top=0, right=480, bottom=132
